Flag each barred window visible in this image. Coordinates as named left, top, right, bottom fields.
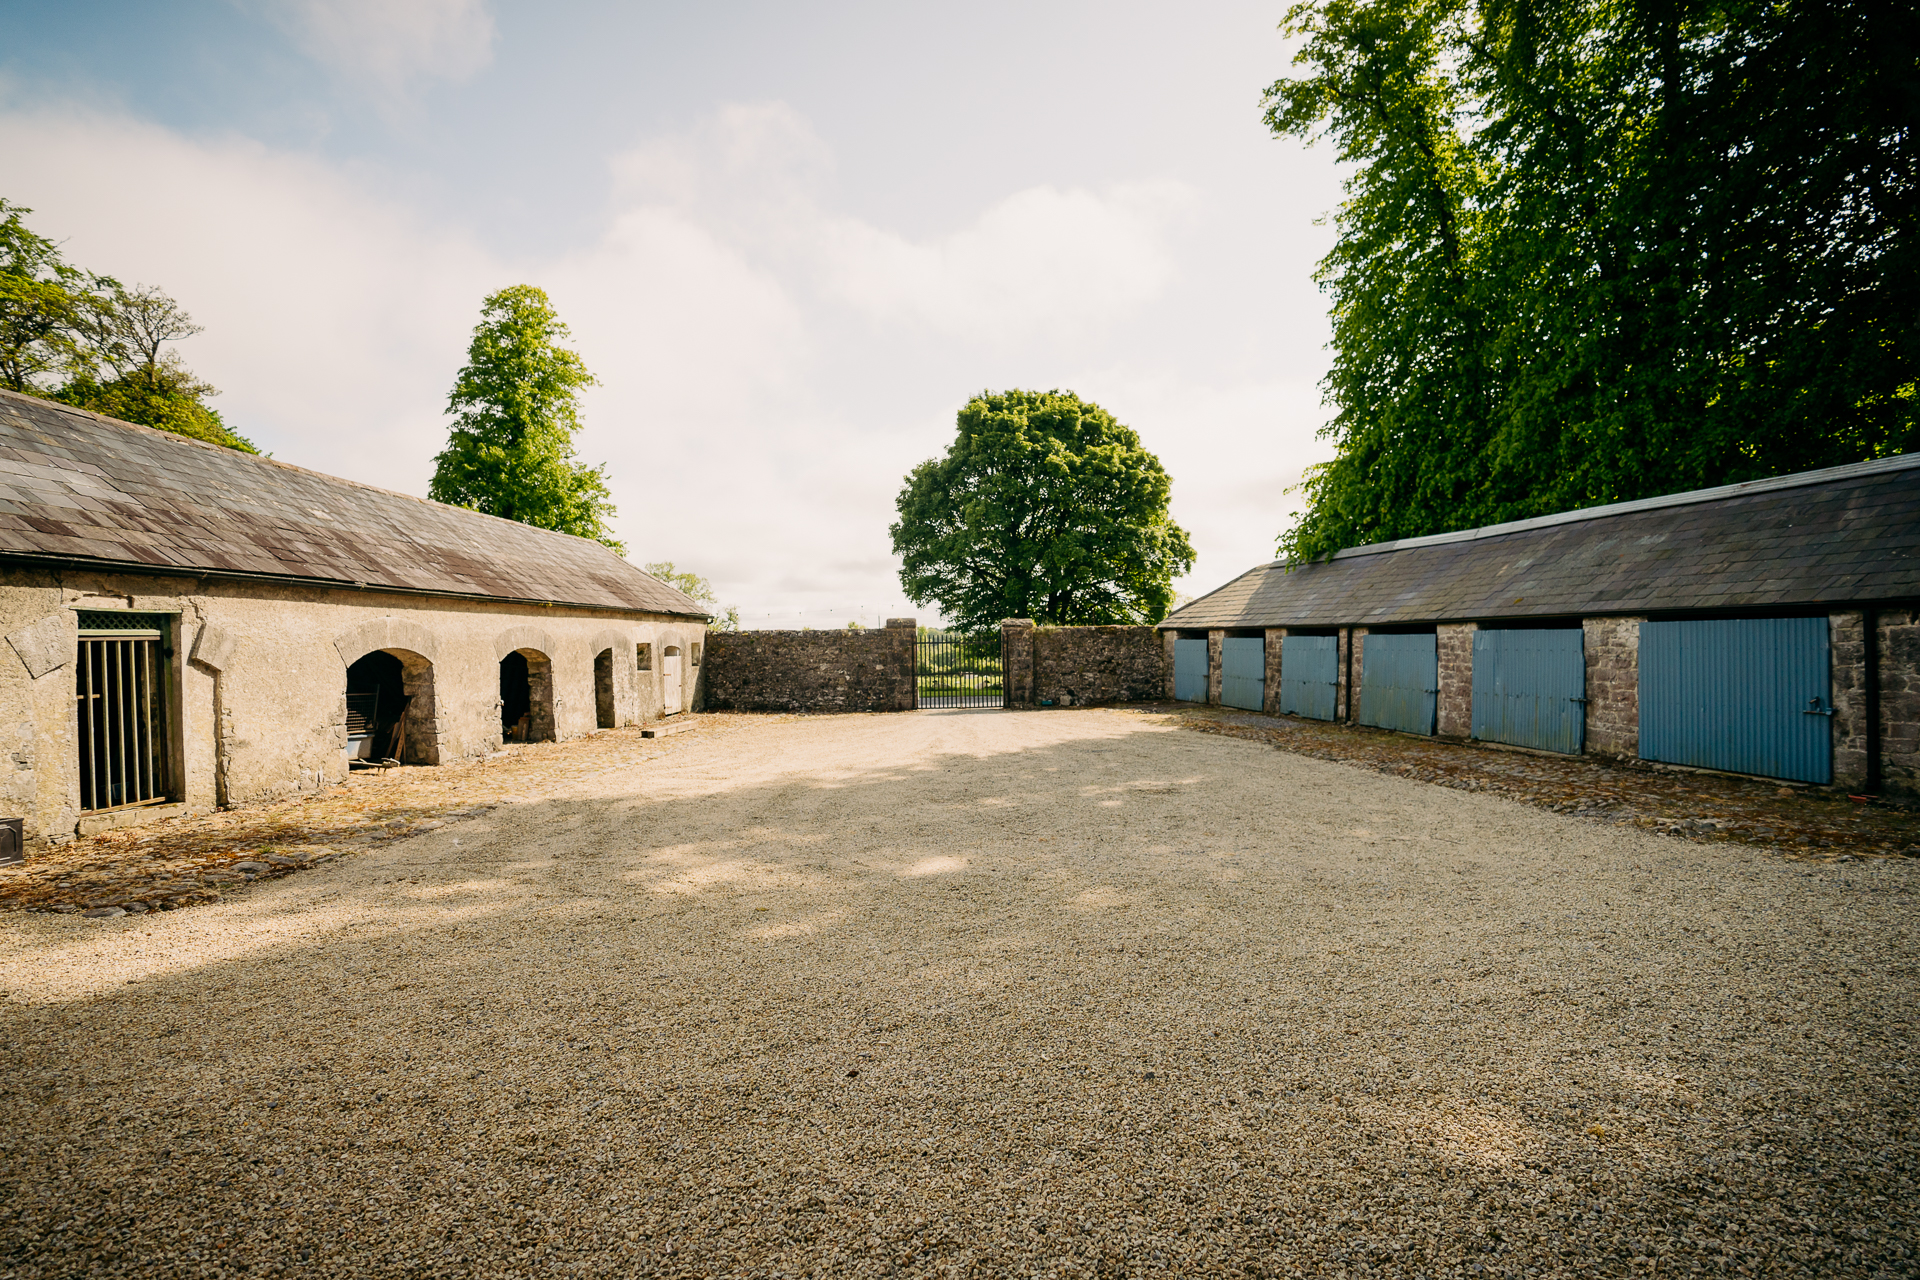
left=74, top=612, right=174, bottom=812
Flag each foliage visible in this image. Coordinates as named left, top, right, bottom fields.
left=1, top=200, right=254, bottom=451
left=642, top=561, right=738, bottom=630
left=891, top=389, right=1195, bottom=632
left=430, top=285, right=622, bottom=552
left=1265, top=0, right=1919, bottom=561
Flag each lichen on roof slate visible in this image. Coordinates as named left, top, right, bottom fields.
left=0, top=389, right=708, bottom=617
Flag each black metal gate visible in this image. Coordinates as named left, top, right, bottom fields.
left=916, top=629, right=1005, bottom=708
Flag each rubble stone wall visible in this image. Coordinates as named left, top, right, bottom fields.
left=701, top=619, right=916, bottom=714
left=1435, top=624, right=1476, bottom=738
left=1583, top=616, right=1643, bottom=759
left=1003, top=624, right=1167, bottom=708
left=1263, top=628, right=1287, bottom=715
left=1830, top=611, right=1870, bottom=790
left=1877, top=608, right=1920, bottom=800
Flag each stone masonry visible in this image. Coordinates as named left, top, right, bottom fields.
left=701, top=619, right=917, bottom=713
left=1582, top=616, right=1642, bottom=759
left=1435, top=623, right=1476, bottom=738
left=1025, top=625, right=1167, bottom=708
left=1262, top=628, right=1287, bottom=715
left=1879, top=608, right=1920, bottom=800
left=1207, top=632, right=1224, bottom=705
left=1829, top=611, right=1871, bottom=791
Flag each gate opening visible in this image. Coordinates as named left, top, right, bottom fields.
left=593, top=648, right=616, bottom=729
left=916, top=630, right=1004, bottom=709
left=75, top=612, right=173, bottom=811
left=500, top=648, right=556, bottom=743
left=346, top=648, right=439, bottom=765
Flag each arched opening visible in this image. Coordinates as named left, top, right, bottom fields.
left=593, top=648, right=617, bottom=729
left=346, top=648, right=439, bottom=765
left=500, top=648, right=556, bottom=743
left=662, top=645, right=684, bottom=716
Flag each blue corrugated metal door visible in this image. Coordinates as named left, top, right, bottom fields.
left=1280, top=635, right=1339, bottom=720
left=1639, top=618, right=1831, bottom=783
left=1173, top=637, right=1208, bottom=702
left=1358, top=633, right=1437, bottom=734
left=1220, top=637, right=1265, bottom=711
left=1472, top=629, right=1586, bottom=753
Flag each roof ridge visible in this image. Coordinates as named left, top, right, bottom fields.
left=1328, top=451, right=1920, bottom=560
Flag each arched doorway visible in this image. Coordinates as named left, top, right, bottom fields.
left=345, top=648, right=439, bottom=765
left=500, top=648, right=556, bottom=743
left=662, top=645, right=683, bottom=715
left=593, top=648, right=616, bottom=728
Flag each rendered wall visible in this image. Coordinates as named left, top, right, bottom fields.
left=0, top=568, right=702, bottom=848
left=702, top=620, right=917, bottom=713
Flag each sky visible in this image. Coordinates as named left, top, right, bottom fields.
left=1, top=0, right=1346, bottom=628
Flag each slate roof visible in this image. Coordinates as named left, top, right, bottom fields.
left=0, top=389, right=708, bottom=617
left=1162, top=452, right=1920, bottom=630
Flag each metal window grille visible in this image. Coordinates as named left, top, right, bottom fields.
left=74, top=613, right=173, bottom=812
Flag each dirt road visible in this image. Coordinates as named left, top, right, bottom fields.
left=2, top=709, right=1913, bottom=1277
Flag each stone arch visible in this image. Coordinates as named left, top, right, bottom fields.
left=493, top=625, right=556, bottom=664
left=499, top=646, right=556, bottom=744
left=586, top=627, right=631, bottom=729
left=342, top=646, right=440, bottom=766
left=333, top=617, right=441, bottom=668
left=586, top=627, right=631, bottom=662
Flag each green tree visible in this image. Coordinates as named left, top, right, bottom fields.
left=891, top=389, right=1195, bottom=632
left=642, top=562, right=739, bottom=630
left=1266, top=0, right=1919, bottom=562
left=430, top=285, right=622, bottom=552
left=0, top=198, right=95, bottom=393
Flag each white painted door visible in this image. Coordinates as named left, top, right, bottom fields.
left=662, top=650, right=683, bottom=715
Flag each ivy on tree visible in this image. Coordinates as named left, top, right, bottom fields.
left=1265, top=0, right=1918, bottom=562
left=430, top=285, right=623, bottom=553
left=891, top=389, right=1194, bottom=633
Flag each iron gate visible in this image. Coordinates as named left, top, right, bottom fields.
left=1639, top=617, right=1832, bottom=783
left=1471, top=628, right=1586, bottom=754
left=75, top=613, right=173, bottom=812
left=1173, top=637, right=1208, bottom=702
left=1358, top=632, right=1437, bottom=735
left=1220, top=636, right=1265, bottom=711
left=1280, top=634, right=1339, bottom=720
left=916, top=629, right=1005, bottom=708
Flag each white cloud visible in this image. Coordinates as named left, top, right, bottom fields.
left=262, top=0, right=496, bottom=96
left=0, top=100, right=1289, bottom=625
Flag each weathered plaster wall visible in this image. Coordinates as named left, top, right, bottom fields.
left=1026, top=625, right=1166, bottom=708
left=1582, top=616, right=1642, bottom=759
left=0, top=569, right=701, bottom=847
left=702, top=620, right=916, bottom=713
left=1434, top=623, right=1476, bottom=738
left=1879, top=608, right=1920, bottom=801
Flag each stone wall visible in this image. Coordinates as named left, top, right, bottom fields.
left=1876, top=608, right=1920, bottom=800
left=0, top=568, right=702, bottom=848
left=1435, top=623, right=1476, bottom=738
left=1262, top=628, right=1287, bottom=714
left=1582, top=616, right=1642, bottom=759
left=1830, top=611, right=1870, bottom=790
left=702, top=619, right=916, bottom=714
left=1002, top=622, right=1167, bottom=708
left=1206, top=631, right=1224, bottom=705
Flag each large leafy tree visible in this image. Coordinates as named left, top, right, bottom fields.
left=430, top=285, right=623, bottom=553
left=1, top=199, right=254, bottom=452
left=891, top=389, right=1195, bottom=632
left=1267, top=0, right=1919, bottom=562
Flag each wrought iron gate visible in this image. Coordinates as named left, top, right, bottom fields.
left=75, top=613, right=173, bottom=812
left=916, top=630, right=1004, bottom=708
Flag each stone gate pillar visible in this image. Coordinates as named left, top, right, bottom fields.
left=1000, top=619, right=1035, bottom=708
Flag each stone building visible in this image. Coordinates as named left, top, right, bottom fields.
left=0, top=389, right=709, bottom=851
left=1159, top=453, right=1920, bottom=798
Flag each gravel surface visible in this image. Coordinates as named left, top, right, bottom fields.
left=1, top=708, right=1914, bottom=1278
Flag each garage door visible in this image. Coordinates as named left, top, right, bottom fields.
left=1471, top=629, right=1585, bottom=753
left=1220, top=637, right=1265, bottom=711
left=1280, top=634, right=1339, bottom=721
left=1639, top=618, right=1831, bottom=783
left=1358, top=633, right=1437, bottom=735
left=1173, top=637, right=1209, bottom=703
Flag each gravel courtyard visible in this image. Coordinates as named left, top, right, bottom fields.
left=1, top=709, right=1914, bottom=1278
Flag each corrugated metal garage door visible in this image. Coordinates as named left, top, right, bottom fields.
left=1639, top=618, right=1832, bottom=783
left=1220, top=637, right=1265, bottom=711
left=1280, top=635, right=1339, bottom=721
left=1358, top=633, right=1437, bottom=735
left=1472, top=629, right=1586, bottom=753
left=1173, top=637, right=1208, bottom=702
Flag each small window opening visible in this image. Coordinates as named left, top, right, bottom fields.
left=636, top=642, right=652, bottom=672
left=75, top=612, right=173, bottom=812
left=691, top=642, right=702, bottom=667
left=593, top=648, right=616, bottom=729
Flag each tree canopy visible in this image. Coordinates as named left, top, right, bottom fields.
left=642, top=561, right=739, bottom=631
left=891, top=389, right=1194, bottom=633
left=429, top=285, right=623, bottom=553
left=1, top=199, right=256, bottom=452
left=1265, top=0, right=1919, bottom=561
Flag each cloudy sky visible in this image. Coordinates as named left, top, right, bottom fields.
left=3, top=0, right=1344, bottom=627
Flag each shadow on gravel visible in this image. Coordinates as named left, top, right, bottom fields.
left=1, top=722, right=1914, bottom=1278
